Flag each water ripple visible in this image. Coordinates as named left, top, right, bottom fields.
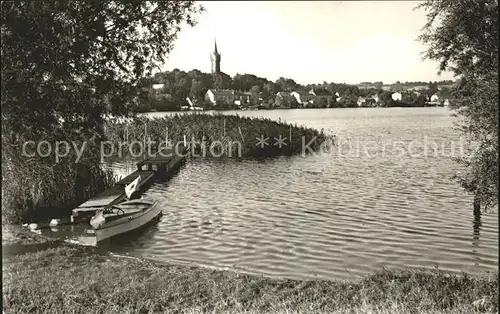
left=105, top=108, right=498, bottom=281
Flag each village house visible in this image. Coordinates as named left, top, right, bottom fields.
left=291, top=91, right=315, bottom=106
left=275, top=91, right=294, bottom=107
left=426, top=94, right=441, bottom=106
left=204, top=89, right=251, bottom=106
left=357, top=96, right=377, bottom=107
left=205, top=89, right=234, bottom=105
left=309, top=88, right=334, bottom=106
left=235, top=92, right=252, bottom=106
left=183, top=97, right=204, bottom=111
left=391, top=92, right=402, bottom=101
left=357, top=96, right=366, bottom=107
left=331, top=91, right=341, bottom=102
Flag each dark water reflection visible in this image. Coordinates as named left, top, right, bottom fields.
left=96, top=108, right=497, bottom=281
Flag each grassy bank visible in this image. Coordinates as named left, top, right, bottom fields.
left=104, top=113, right=333, bottom=158
left=2, top=237, right=498, bottom=314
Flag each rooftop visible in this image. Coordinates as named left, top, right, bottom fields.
left=310, top=88, right=332, bottom=96
left=208, top=89, right=235, bottom=96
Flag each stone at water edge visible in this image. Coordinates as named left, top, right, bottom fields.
left=49, top=217, right=71, bottom=227
left=28, top=222, right=50, bottom=230
left=49, top=219, right=60, bottom=227
left=28, top=223, right=39, bottom=230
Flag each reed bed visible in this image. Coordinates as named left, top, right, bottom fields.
left=2, top=113, right=331, bottom=223
left=2, top=128, right=116, bottom=224
left=104, top=113, right=334, bottom=159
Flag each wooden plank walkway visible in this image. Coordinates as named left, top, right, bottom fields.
left=75, top=186, right=124, bottom=209
left=72, top=143, right=189, bottom=217
left=137, top=144, right=187, bottom=167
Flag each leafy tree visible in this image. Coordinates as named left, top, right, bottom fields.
left=317, top=97, right=328, bottom=108
left=418, top=0, right=498, bottom=211
left=428, top=81, right=439, bottom=96
left=213, top=72, right=232, bottom=90
left=378, top=91, right=394, bottom=107
left=275, top=95, right=284, bottom=108
left=343, top=96, right=358, bottom=108
left=1, top=1, right=202, bottom=221
left=290, top=97, right=301, bottom=109
left=2, top=1, right=202, bottom=139
left=267, top=94, right=276, bottom=107
left=438, top=87, right=452, bottom=98
left=275, top=77, right=301, bottom=92
left=190, top=79, right=204, bottom=101
left=231, top=73, right=268, bottom=92
left=416, top=94, right=427, bottom=107
left=262, top=82, right=274, bottom=100
left=172, top=76, right=191, bottom=102
left=250, top=85, right=261, bottom=105
left=392, top=81, right=403, bottom=93
left=373, top=81, right=383, bottom=90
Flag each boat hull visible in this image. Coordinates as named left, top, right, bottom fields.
left=94, top=202, right=162, bottom=242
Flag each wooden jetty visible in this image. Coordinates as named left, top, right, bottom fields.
left=72, top=144, right=188, bottom=219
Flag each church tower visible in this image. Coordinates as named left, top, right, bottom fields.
left=210, top=39, right=221, bottom=74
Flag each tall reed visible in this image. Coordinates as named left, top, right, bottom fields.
left=2, top=113, right=333, bottom=223
left=2, top=129, right=116, bottom=223
left=104, top=113, right=333, bottom=158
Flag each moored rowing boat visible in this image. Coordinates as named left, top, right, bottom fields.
left=91, top=199, right=162, bottom=242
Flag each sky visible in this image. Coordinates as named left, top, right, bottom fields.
left=161, top=1, right=456, bottom=85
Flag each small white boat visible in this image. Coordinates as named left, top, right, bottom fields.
left=90, top=199, right=161, bottom=242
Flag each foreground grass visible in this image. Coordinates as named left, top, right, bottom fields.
left=2, top=242, right=498, bottom=314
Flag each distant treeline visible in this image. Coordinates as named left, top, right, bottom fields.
left=136, top=69, right=456, bottom=112
left=359, top=80, right=455, bottom=87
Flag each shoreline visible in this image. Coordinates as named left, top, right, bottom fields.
left=2, top=224, right=498, bottom=314
left=140, top=105, right=449, bottom=114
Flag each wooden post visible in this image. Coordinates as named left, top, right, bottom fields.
left=144, top=123, right=147, bottom=158
left=473, top=195, right=481, bottom=216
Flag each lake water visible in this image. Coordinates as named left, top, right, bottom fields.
left=104, top=107, right=498, bottom=281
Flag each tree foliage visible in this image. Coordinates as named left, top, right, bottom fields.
left=1, top=0, right=202, bottom=139
left=417, top=0, right=498, bottom=210
left=1, top=0, right=202, bottom=222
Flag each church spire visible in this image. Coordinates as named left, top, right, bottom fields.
left=210, top=37, right=221, bottom=76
